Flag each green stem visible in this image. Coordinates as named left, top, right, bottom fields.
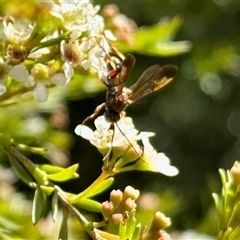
left=69, top=169, right=113, bottom=203
left=0, top=86, right=33, bottom=103
left=6, top=146, right=48, bottom=184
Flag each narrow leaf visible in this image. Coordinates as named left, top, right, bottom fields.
left=52, top=190, right=59, bottom=222
left=40, top=185, right=54, bottom=196
left=126, top=210, right=136, bottom=239
left=46, top=164, right=79, bottom=182
left=58, top=207, right=68, bottom=240
left=8, top=153, right=34, bottom=186
left=17, top=143, right=49, bottom=155
left=74, top=198, right=101, bottom=212
left=132, top=223, right=141, bottom=240
left=32, top=187, right=44, bottom=225
left=83, top=177, right=114, bottom=198
left=119, top=213, right=127, bottom=240
left=38, top=164, right=69, bottom=174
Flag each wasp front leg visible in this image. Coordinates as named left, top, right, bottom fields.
left=82, top=102, right=106, bottom=125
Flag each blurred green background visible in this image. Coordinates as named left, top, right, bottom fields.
left=69, top=0, right=240, bottom=235
left=1, top=0, right=240, bottom=238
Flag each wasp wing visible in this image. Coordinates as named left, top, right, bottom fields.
left=115, top=54, right=136, bottom=97
left=127, top=64, right=177, bottom=104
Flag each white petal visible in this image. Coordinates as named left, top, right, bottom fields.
left=8, top=64, right=28, bottom=82
left=33, top=83, right=48, bottom=102
left=156, top=153, right=179, bottom=176
left=51, top=73, right=68, bottom=87
left=63, top=62, right=74, bottom=79
left=80, top=59, right=91, bottom=70
left=24, top=75, right=35, bottom=87
left=0, top=83, right=6, bottom=95
left=75, top=124, right=94, bottom=140
left=159, top=165, right=179, bottom=177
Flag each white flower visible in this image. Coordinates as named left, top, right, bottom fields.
left=75, top=115, right=179, bottom=176
left=132, top=133, right=179, bottom=176
left=50, top=0, right=101, bottom=32
left=75, top=115, right=139, bottom=149
left=3, top=19, right=34, bottom=43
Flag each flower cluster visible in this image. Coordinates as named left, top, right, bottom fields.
left=0, top=0, right=118, bottom=102
left=100, top=186, right=172, bottom=240
left=101, top=186, right=139, bottom=225
left=75, top=115, right=179, bottom=176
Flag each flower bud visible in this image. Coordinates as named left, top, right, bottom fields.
left=110, top=189, right=123, bottom=209
left=101, top=201, right=114, bottom=220
left=149, top=212, right=171, bottom=231
left=123, top=186, right=140, bottom=200
left=142, top=212, right=172, bottom=240
left=110, top=213, right=123, bottom=225
left=123, top=197, right=137, bottom=212
left=230, top=161, right=240, bottom=185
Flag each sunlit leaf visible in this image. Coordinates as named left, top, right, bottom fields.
left=119, top=213, right=127, bottom=240
left=38, top=164, right=73, bottom=174
left=82, top=177, right=114, bottom=198
left=16, top=143, right=49, bottom=155
left=126, top=210, right=136, bottom=240
left=46, top=164, right=79, bottom=182
left=73, top=198, right=101, bottom=212
left=40, top=185, right=54, bottom=196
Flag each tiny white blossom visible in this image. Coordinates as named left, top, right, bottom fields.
left=50, top=0, right=101, bottom=32
left=3, top=19, right=34, bottom=43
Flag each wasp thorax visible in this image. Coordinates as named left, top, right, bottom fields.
left=104, top=110, right=120, bottom=123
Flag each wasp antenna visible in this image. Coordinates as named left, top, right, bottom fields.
left=115, top=122, right=148, bottom=164
left=102, top=123, right=115, bottom=162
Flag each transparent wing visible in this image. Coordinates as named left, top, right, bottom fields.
left=127, top=64, right=177, bottom=103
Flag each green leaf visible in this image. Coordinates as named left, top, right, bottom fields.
left=126, top=210, right=136, bottom=240
left=52, top=190, right=59, bottom=222
left=83, top=177, right=114, bottom=198
left=17, top=143, right=49, bottom=155
left=38, top=164, right=71, bottom=174
left=40, top=185, right=54, bottom=196
left=32, top=187, right=44, bottom=225
left=132, top=223, right=141, bottom=240
left=115, top=16, right=191, bottom=57
left=46, top=164, right=79, bottom=182
left=58, top=207, right=68, bottom=240
left=7, top=153, right=34, bottom=187
left=74, top=198, right=101, bottom=212
left=119, top=213, right=127, bottom=240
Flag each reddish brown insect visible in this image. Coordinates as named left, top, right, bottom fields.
left=82, top=54, right=177, bottom=124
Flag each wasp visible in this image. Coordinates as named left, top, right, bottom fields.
left=82, top=54, right=177, bottom=125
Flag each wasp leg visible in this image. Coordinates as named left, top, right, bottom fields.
left=82, top=102, right=106, bottom=125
